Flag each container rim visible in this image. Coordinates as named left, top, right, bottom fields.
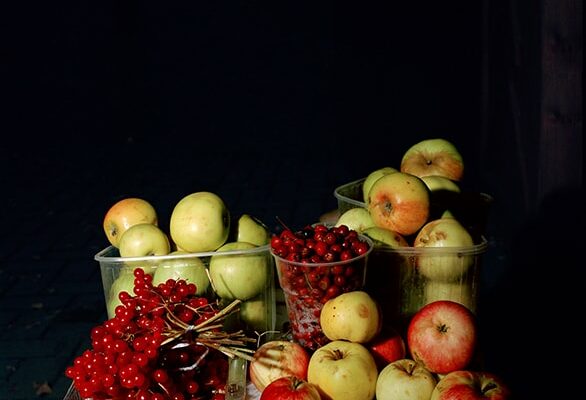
left=333, top=177, right=367, bottom=208
left=94, top=243, right=271, bottom=263
left=270, top=233, right=375, bottom=267
left=371, top=235, right=489, bottom=256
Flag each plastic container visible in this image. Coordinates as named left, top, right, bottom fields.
left=270, top=234, right=374, bottom=351
left=365, top=237, right=488, bottom=334
left=334, top=177, right=494, bottom=241
left=92, top=245, right=277, bottom=400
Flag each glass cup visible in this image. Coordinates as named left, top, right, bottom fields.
left=270, top=235, right=373, bottom=351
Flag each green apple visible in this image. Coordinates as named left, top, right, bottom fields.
left=235, top=214, right=270, bottom=246
left=209, top=241, right=269, bottom=300
left=361, top=226, right=409, bottom=248
left=367, top=172, right=430, bottom=236
left=106, top=267, right=139, bottom=318
left=421, top=175, right=461, bottom=193
left=103, top=197, right=158, bottom=248
left=152, top=251, right=210, bottom=295
left=375, top=358, right=437, bottom=400
left=308, top=340, right=378, bottom=400
left=424, top=280, right=475, bottom=312
left=320, top=290, right=382, bottom=343
left=117, top=223, right=171, bottom=257
left=400, top=138, right=464, bottom=181
left=169, top=191, right=230, bottom=253
left=362, top=167, right=399, bottom=203
left=414, top=218, right=475, bottom=282
left=240, top=295, right=270, bottom=332
left=335, top=207, right=376, bottom=233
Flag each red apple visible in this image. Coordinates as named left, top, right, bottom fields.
left=366, top=172, right=431, bottom=236
left=407, top=300, right=477, bottom=374
left=400, top=138, right=464, bottom=181
left=260, top=376, right=321, bottom=400
left=249, top=340, right=310, bottom=392
left=431, top=370, right=511, bottom=400
left=367, top=327, right=407, bottom=370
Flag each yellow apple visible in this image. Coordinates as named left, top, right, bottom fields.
left=103, top=197, right=158, bottom=247
left=106, top=267, right=140, bottom=318
left=362, top=167, right=399, bottom=203
left=117, top=223, right=171, bottom=257
left=169, top=191, right=230, bottom=253
left=151, top=251, right=210, bottom=295
left=421, top=175, right=461, bottom=193
left=320, top=290, right=381, bottom=343
left=414, top=218, right=474, bottom=282
left=375, top=358, right=437, bottom=400
left=308, top=340, right=378, bottom=400
left=400, top=138, right=464, bottom=181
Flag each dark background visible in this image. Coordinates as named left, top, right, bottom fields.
left=1, top=1, right=582, bottom=399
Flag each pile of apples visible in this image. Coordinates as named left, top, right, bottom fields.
left=248, top=292, right=510, bottom=400
left=247, top=138, right=511, bottom=399
left=101, top=191, right=274, bottom=330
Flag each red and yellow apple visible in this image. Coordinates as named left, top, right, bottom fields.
left=375, top=358, right=437, bottom=400
left=308, top=340, right=378, bottom=400
left=169, top=191, right=230, bottom=252
left=431, top=370, right=511, bottom=400
left=103, top=197, right=158, bottom=247
left=367, top=172, right=430, bottom=236
left=400, top=138, right=464, bottom=181
left=249, top=340, right=310, bottom=392
left=260, top=376, right=321, bottom=400
left=407, top=300, right=477, bottom=375
left=320, top=290, right=382, bottom=344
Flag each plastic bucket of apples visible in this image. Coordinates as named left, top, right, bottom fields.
left=333, top=171, right=491, bottom=333
left=95, top=244, right=277, bottom=336
left=269, top=223, right=374, bottom=352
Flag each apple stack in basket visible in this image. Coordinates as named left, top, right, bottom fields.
left=247, top=138, right=510, bottom=400
left=66, top=192, right=278, bottom=400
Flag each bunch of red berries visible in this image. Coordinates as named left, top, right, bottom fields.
left=65, top=268, right=253, bottom=400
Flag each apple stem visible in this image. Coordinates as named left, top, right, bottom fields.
left=482, top=381, right=497, bottom=394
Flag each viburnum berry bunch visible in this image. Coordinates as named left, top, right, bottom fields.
left=65, top=268, right=256, bottom=400
left=270, top=223, right=372, bottom=350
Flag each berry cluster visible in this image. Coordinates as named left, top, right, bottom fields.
left=270, top=223, right=371, bottom=351
left=65, top=268, right=251, bottom=400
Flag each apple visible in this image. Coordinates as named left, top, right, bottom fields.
left=431, top=370, right=511, bottom=400
left=424, top=280, right=475, bottom=312
left=421, top=175, right=461, bottom=193
left=366, top=172, right=430, bottom=236
left=362, top=166, right=399, bottom=203
left=117, top=223, right=171, bottom=258
left=234, top=213, right=270, bottom=246
left=208, top=241, right=269, bottom=300
left=105, top=267, right=137, bottom=318
left=367, top=326, right=407, bottom=370
left=103, top=197, right=158, bottom=247
left=260, top=376, right=321, bottom=400
left=407, top=300, right=477, bottom=375
left=400, top=138, right=464, bottom=181
left=334, top=207, right=376, bottom=233
left=151, top=251, right=210, bottom=295
left=320, top=290, right=381, bottom=343
left=414, top=218, right=475, bottom=282
left=169, top=191, right=230, bottom=253
left=375, top=358, right=437, bottom=400
left=249, top=340, right=311, bottom=392
left=361, top=226, right=409, bottom=248
left=308, top=340, right=378, bottom=400
left=240, top=295, right=271, bottom=332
